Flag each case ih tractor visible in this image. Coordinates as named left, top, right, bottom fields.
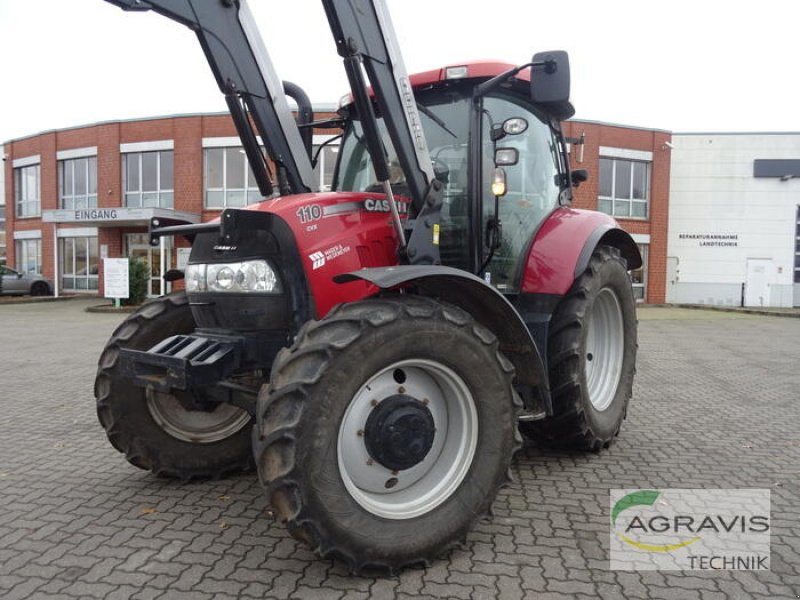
left=97, top=0, right=640, bottom=572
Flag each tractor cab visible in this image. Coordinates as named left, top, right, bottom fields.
left=334, top=62, right=571, bottom=292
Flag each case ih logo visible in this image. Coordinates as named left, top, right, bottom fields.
left=308, top=251, right=326, bottom=270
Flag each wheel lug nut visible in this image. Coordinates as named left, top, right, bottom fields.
left=422, top=398, right=429, bottom=405
left=398, top=386, right=405, bottom=394
left=370, top=399, right=378, bottom=407
left=357, top=430, right=364, bottom=437
left=366, top=458, right=374, bottom=466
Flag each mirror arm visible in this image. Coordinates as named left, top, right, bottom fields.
left=473, top=60, right=547, bottom=98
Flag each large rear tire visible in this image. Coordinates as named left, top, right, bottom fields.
left=254, top=296, right=519, bottom=573
left=522, top=245, right=637, bottom=449
left=94, top=293, right=254, bottom=479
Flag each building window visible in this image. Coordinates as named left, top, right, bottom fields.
left=59, top=157, right=98, bottom=210
left=0, top=206, right=5, bottom=263
left=15, top=164, right=41, bottom=218
left=630, top=243, right=648, bottom=301
left=60, top=236, right=99, bottom=291
left=15, top=238, right=42, bottom=274
left=598, top=158, right=649, bottom=218
left=794, top=206, right=800, bottom=284
left=205, top=147, right=261, bottom=208
left=313, top=139, right=339, bottom=192
left=123, top=151, right=174, bottom=208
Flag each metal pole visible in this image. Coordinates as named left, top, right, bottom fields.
left=52, top=224, right=59, bottom=298
left=160, top=235, right=166, bottom=296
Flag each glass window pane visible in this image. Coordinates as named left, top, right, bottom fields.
left=632, top=162, right=647, bottom=199
left=206, top=149, right=224, bottom=189
left=614, top=199, right=631, bottom=217
left=63, top=239, right=74, bottom=275
left=614, top=161, right=631, bottom=199
left=88, top=157, right=97, bottom=194
left=64, top=162, right=73, bottom=198
left=125, top=192, right=140, bottom=208
left=160, top=151, right=173, bottom=190
left=89, top=237, right=99, bottom=275
left=75, top=239, right=88, bottom=276
left=125, top=154, right=140, bottom=192
left=598, top=198, right=612, bottom=214
left=141, top=152, right=158, bottom=191
left=226, top=147, right=245, bottom=189
left=206, top=190, right=224, bottom=208
left=160, top=191, right=173, bottom=209
left=599, top=158, right=613, bottom=197
left=247, top=162, right=258, bottom=188
left=323, top=146, right=338, bottom=189
left=142, top=192, right=159, bottom=208
left=631, top=201, right=647, bottom=218
left=247, top=190, right=262, bottom=203
left=74, top=158, right=87, bottom=196
left=227, top=190, right=246, bottom=207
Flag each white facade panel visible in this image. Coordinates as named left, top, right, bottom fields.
left=119, top=140, right=174, bottom=153
left=56, top=147, right=98, bottom=160
left=668, top=133, right=800, bottom=307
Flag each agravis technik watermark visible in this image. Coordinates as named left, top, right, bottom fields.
left=609, top=489, right=770, bottom=570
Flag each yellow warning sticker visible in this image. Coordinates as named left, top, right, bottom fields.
left=433, top=223, right=440, bottom=245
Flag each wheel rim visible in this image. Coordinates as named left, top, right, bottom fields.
left=146, top=390, right=251, bottom=444
left=585, top=287, right=624, bottom=411
left=337, top=359, right=478, bottom=520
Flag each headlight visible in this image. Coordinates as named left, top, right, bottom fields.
left=185, top=260, right=282, bottom=294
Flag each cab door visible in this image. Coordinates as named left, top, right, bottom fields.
left=479, top=94, right=563, bottom=293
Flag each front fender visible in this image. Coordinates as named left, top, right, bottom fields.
left=335, top=266, right=550, bottom=412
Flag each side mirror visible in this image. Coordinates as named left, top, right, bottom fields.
left=531, top=50, right=570, bottom=105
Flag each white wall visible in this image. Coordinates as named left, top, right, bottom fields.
left=667, top=133, right=800, bottom=307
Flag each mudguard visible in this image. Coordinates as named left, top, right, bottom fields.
left=335, top=266, right=551, bottom=412
left=520, top=207, right=641, bottom=296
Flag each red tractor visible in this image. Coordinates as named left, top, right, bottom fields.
left=97, top=0, right=640, bottom=572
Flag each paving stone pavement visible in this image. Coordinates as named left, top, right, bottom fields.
left=1, top=300, right=799, bottom=599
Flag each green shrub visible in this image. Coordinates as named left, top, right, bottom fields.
left=124, top=256, right=150, bottom=306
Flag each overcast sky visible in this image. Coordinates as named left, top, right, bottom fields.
left=1, top=0, right=799, bottom=145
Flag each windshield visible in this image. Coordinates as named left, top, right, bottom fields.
left=335, top=86, right=472, bottom=269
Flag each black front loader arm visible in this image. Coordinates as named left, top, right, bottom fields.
left=105, top=0, right=315, bottom=196
left=322, top=0, right=434, bottom=210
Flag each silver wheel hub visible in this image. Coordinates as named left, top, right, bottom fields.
left=337, top=359, right=478, bottom=520
left=585, top=287, right=624, bottom=411
left=146, top=390, right=251, bottom=444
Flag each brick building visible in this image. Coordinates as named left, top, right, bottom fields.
left=2, top=113, right=670, bottom=302
left=562, top=120, right=671, bottom=304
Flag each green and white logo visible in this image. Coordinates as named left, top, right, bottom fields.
left=609, top=489, right=770, bottom=571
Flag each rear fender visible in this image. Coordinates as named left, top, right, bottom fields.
left=521, top=207, right=642, bottom=296
left=336, top=266, right=551, bottom=414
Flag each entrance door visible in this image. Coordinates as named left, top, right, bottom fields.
left=666, top=256, right=679, bottom=303
left=125, top=233, right=170, bottom=297
left=744, top=258, right=773, bottom=307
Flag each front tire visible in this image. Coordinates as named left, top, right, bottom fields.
left=254, top=296, right=519, bottom=573
left=30, top=281, right=50, bottom=296
left=94, top=293, right=255, bottom=479
left=522, top=245, right=637, bottom=449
